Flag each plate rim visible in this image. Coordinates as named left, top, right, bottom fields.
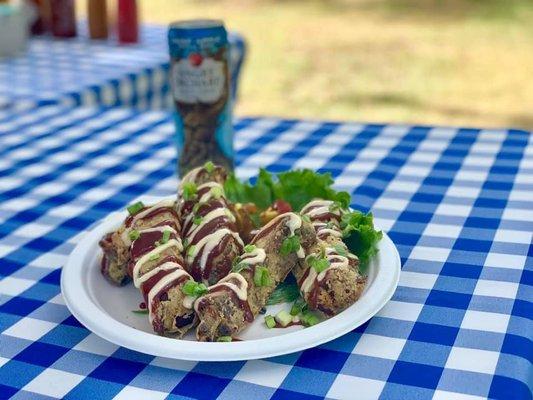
left=61, top=198, right=401, bottom=361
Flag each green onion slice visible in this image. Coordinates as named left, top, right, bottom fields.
left=181, top=280, right=208, bottom=297
left=193, top=216, right=203, bottom=225
left=162, top=230, right=171, bottom=244
left=307, top=255, right=330, bottom=273
left=128, top=229, right=140, bottom=241
left=127, top=201, right=144, bottom=215
left=244, top=244, right=256, bottom=253
left=204, top=161, right=215, bottom=173
left=264, top=315, right=276, bottom=329
left=280, top=235, right=301, bottom=256
left=333, top=243, right=347, bottom=256
left=210, top=186, right=224, bottom=199
left=182, top=182, right=197, bottom=201
left=149, top=253, right=160, bottom=261
left=217, top=336, right=232, bottom=342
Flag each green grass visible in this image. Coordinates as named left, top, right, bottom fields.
left=82, top=0, right=533, bottom=129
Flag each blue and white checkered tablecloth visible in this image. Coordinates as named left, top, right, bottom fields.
left=0, top=104, right=531, bottom=400
left=0, top=24, right=246, bottom=111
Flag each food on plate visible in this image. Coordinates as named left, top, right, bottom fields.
left=98, top=163, right=383, bottom=341
left=177, top=163, right=244, bottom=285
left=294, top=199, right=366, bottom=316
left=128, top=225, right=197, bottom=337
left=99, top=199, right=181, bottom=285
left=194, top=212, right=316, bottom=341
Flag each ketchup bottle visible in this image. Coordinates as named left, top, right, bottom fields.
left=49, top=0, right=77, bottom=38
left=117, top=0, right=138, bottom=44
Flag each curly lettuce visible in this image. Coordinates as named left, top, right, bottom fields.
left=341, top=211, right=382, bottom=273
left=224, top=168, right=350, bottom=212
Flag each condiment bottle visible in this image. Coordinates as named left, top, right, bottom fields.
left=117, top=0, right=138, bottom=44
left=50, top=0, right=76, bottom=38
left=88, top=0, right=108, bottom=39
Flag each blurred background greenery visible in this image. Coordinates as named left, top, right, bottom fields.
left=82, top=0, right=533, bottom=129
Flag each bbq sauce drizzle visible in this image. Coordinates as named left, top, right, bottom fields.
left=195, top=213, right=303, bottom=326
left=179, top=180, right=244, bottom=284
left=127, top=211, right=195, bottom=332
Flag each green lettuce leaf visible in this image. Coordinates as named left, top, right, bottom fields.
left=341, top=211, right=382, bottom=273
left=224, top=168, right=274, bottom=210
left=224, top=168, right=350, bottom=212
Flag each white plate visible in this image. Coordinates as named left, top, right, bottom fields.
left=61, top=198, right=401, bottom=361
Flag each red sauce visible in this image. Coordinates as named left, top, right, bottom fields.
left=189, top=232, right=241, bottom=284
left=251, top=214, right=286, bottom=244
left=125, top=206, right=179, bottom=228
left=130, top=230, right=162, bottom=259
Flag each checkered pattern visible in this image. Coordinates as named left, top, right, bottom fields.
left=0, top=23, right=246, bottom=111
left=0, top=105, right=531, bottom=400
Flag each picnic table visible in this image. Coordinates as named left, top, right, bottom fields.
left=0, top=24, right=246, bottom=111
left=0, top=102, right=531, bottom=400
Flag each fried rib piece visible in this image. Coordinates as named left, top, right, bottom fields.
left=295, top=200, right=366, bottom=316
left=194, top=212, right=316, bottom=341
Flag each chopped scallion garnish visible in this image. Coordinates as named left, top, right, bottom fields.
left=193, top=216, right=203, bottom=225
left=129, top=229, right=140, bottom=241
left=204, top=161, right=215, bottom=173
left=301, top=311, right=320, bottom=327
left=162, top=230, right=171, bottom=244
left=333, top=243, right=347, bottom=257
left=264, top=315, right=276, bottom=329
left=127, top=201, right=144, bottom=215
left=280, top=235, right=301, bottom=256
left=275, top=310, right=292, bottom=327
left=182, top=182, right=197, bottom=201
left=187, top=245, right=196, bottom=257
left=301, top=214, right=311, bottom=223
left=244, top=244, right=256, bottom=253
left=290, top=298, right=307, bottom=316
left=253, top=266, right=271, bottom=287
left=217, top=336, right=232, bottom=342
left=149, top=253, right=160, bottom=261
left=210, top=186, right=224, bottom=199
left=307, top=255, right=330, bottom=273
left=232, top=262, right=249, bottom=273
left=181, top=280, right=208, bottom=297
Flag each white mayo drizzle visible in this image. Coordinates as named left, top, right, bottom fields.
left=194, top=273, right=248, bottom=314
left=317, top=228, right=343, bottom=238
left=121, top=199, right=176, bottom=245
left=300, top=266, right=317, bottom=295
left=301, top=199, right=340, bottom=217
left=185, top=208, right=232, bottom=244
left=179, top=166, right=202, bottom=187
left=187, top=228, right=244, bottom=273
left=148, top=268, right=191, bottom=324
left=301, top=247, right=351, bottom=295
left=239, top=248, right=266, bottom=265
left=134, top=260, right=180, bottom=288
left=132, top=239, right=183, bottom=284
left=197, top=182, right=225, bottom=203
